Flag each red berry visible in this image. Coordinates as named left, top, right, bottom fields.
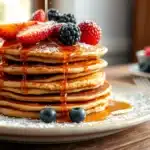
left=17, top=22, right=55, bottom=45
left=78, top=21, right=101, bottom=45
left=144, top=46, right=150, bottom=56
left=31, top=9, right=46, bottom=22
left=0, top=21, right=37, bottom=40
left=51, top=23, right=64, bottom=37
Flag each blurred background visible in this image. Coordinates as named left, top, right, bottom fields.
left=0, top=0, right=149, bottom=65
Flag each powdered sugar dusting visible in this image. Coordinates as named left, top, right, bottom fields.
left=79, top=42, right=94, bottom=49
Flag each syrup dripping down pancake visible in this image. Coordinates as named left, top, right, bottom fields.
left=1, top=59, right=107, bottom=75
left=0, top=81, right=111, bottom=102
left=2, top=41, right=108, bottom=63
left=0, top=93, right=110, bottom=112
left=0, top=71, right=105, bottom=92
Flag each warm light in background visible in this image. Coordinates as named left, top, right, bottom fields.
left=0, top=0, right=31, bottom=23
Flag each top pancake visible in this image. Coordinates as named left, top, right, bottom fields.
left=1, top=40, right=107, bottom=63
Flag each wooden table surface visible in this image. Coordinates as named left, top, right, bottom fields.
left=0, top=64, right=150, bottom=150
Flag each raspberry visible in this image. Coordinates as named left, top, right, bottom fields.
left=144, top=46, right=150, bottom=56
left=78, top=21, right=101, bottom=45
left=31, top=9, right=46, bottom=22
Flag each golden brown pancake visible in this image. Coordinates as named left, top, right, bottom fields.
left=2, top=41, right=108, bottom=63
left=0, top=94, right=110, bottom=112
left=2, top=85, right=102, bottom=95
left=0, top=81, right=111, bottom=102
left=1, top=71, right=105, bottom=92
left=4, top=69, right=100, bottom=83
left=2, top=59, right=107, bottom=75
left=0, top=102, right=108, bottom=119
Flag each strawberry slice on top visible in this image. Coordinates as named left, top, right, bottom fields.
left=17, top=22, right=55, bottom=45
left=0, top=21, right=38, bottom=40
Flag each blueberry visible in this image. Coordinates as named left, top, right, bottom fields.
left=139, top=62, right=150, bottom=73
left=69, top=108, right=86, bottom=123
left=40, top=108, right=56, bottom=123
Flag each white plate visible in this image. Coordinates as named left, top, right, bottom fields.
left=0, top=82, right=150, bottom=143
left=129, top=63, right=150, bottom=78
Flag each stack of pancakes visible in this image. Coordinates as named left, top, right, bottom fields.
left=0, top=40, right=111, bottom=120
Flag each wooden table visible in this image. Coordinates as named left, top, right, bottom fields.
left=0, top=65, right=150, bottom=150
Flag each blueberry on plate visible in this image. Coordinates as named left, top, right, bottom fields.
left=40, top=108, right=56, bottom=123
left=139, top=62, right=150, bottom=73
left=69, top=107, right=86, bottom=123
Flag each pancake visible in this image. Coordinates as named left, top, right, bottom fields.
left=0, top=31, right=111, bottom=121
left=5, top=54, right=106, bottom=64
left=0, top=93, right=110, bottom=112
left=1, top=71, right=105, bottom=92
left=2, top=84, right=101, bottom=95
left=4, top=69, right=100, bottom=83
left=1, top=59, right=107, bottom=75
left=0, top=102, right=108, bottom=119
left=2, top=40, right=108, bottom=63
left=0, top=81, right=111, bottom=102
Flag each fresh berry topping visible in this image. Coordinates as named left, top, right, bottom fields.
left=40, top=108, right=56, bottom=123
left=48, top=8, right=61, bottom=21
left=31, top=9, right=46, bottom=22
left=58, top=13, right=76, bottom=24
left=144, top=46, right=150, bottom=56
left=78, top=21, right=101, bottom=45
left=17, top=22, right=55, bottom=45
left=59, top=23, right=80, bottom=45
left=51, top=23, right=64, bottom=37
left=69, top=108, right=86, bottom=123
left=0, top=21, right=38, bottom=40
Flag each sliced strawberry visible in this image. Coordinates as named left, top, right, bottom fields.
left=51, top=23, right=64, bottom=37
left=31, top=9, right=46, bottom=22
left=17, top=22, right=55, bottom=44
left=0, top=21, right=38, bottom=40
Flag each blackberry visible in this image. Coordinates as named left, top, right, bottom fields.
left=48, top=8, right=61, bottom=21
left=59, top=23, right=80, bottom=45
left=58, top=13, right=76, bottom=24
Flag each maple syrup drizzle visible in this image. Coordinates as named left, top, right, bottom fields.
left=57, top=100, right=132, bottom=123
left=20, top=47, right=28, bottom=94
left=60, top=46, right=76, bottom=116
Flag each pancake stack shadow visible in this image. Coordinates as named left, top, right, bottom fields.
left=0, top=40, right=111, bottom=120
